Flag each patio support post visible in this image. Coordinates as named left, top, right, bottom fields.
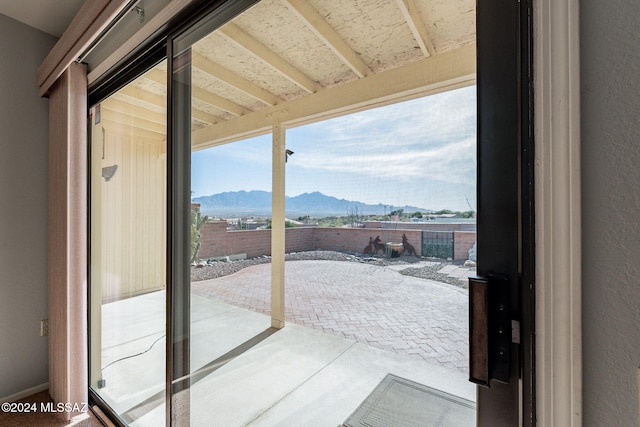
left=271, top=122, right=286, bottom=328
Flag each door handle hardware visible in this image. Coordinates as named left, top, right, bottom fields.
left=469, top=274, right=511, bottom=387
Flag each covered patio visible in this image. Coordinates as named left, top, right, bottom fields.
left=100, top=259, right=475, bottom=426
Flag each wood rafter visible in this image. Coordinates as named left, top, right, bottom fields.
left=191, top=87, right=251, bottom=117
left=192, top=52, right=281, bottom=106
left=144, top=68, right=250, bottom=117
left=101, top=119, right=165, bottom=141
left=190, top=109, right=221, bottom=126
left=192, top=44, right=475, bottom=149
left=101, top=108, right=165, bottom=135
left=282, top=0, right=371, bottom=78
left=395, top=0, right=435, bottom=57
left=102, top=97, right=165, bottom=125
left=219, top=22, right=319, bottom=94
left=117, top=86, right=164, bottom=109
left=117, top=80, right=220, bottom=125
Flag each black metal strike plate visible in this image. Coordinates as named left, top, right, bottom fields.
left=469, top=274, right=512, bottom=387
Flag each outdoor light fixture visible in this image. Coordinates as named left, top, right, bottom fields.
left=286, top=149, right=294, bottom=162
left=102, top=165, right=118, bottom=182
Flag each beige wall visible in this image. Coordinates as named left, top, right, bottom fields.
left=92, top=119, right=167, bottom=302
left=0, top=14, right=57, bottom=400
left=581, top=0, right=640, bottom=425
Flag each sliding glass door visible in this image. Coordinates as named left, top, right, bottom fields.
left=168, top=1, right=479, bottom=425
left=88, top=0, right=532, bottom=425
left=89, top=61, right=168, bottom=426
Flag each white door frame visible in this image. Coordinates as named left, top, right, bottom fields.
left=534, top=0, right=582, bottom=425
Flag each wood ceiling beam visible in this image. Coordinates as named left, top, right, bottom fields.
left=192, top=44, right=476, bottom=149
left=142, top=69, right=234, bottom=121
left=117, top=86, right=164, bottom=109
left=102, top=119, right=166, bottom=142
left=192, top=52, right=282, bottom=106
left=219, top=22, right=319, bottom=94
left=117, top=85, right=221, bottom=125
left=144, top=68, right=250, bottom=117
left=395, top=0, right=435, bottom=57
left=100, top=109, right=166, bottom=135
left=191, top=87, right=251, bottom=117
left=101, top=98, right=165, bottom=125
left=191, top=109, right=221, bottom=126
left=282, top=0, right=371, bottom=78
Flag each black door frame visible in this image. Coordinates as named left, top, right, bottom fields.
left=476, top=0, right=534, bottom=425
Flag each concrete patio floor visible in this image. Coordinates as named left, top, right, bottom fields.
left=96, top=261, right=475, bottom=426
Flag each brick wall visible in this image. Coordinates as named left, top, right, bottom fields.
left=199, top=221, right=272, bottom=258
left=197, top=222, right=424, bottom=259
left=198, top=222, right=317, bottom=259
left=454, top=231, right=476, bottom=261
left=197, top=220, right=476, bottom=261
left=364, top=221, right=476, bottom=232
left=313, top=228, right=422, bottom=256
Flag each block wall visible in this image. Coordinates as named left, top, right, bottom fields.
left=453, top=231, right=476, bottom=261
left=198, top=223, right=426, bottom=259
left=364, top=221, right=476, bottom=232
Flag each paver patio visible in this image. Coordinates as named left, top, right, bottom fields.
left=192, top=260, right=473, bottom=373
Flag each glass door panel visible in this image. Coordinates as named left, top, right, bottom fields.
left=171, top=1, right=478, bottom=425
left=285, top=88, right=476, bottom=372
left=90, top=61, right=167, bottom=426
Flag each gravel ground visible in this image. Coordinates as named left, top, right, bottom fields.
left=191, top=250, right=469, bottom=289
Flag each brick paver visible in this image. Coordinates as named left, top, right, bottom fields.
left=192, top=260, right=469, bottom=373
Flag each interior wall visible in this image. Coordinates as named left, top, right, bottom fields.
left=0, top=14, right=57, bottom=399
left=581, top=0, right=640, bottom=425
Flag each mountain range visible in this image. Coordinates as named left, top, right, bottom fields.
left=192, top=190, right=430, bottom=217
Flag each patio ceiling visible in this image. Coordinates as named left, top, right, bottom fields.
left=101, top=0, right=476, bottom=148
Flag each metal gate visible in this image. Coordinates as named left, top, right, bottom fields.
left=422, top=231, right=454, bottom=259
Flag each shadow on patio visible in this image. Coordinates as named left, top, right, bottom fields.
left=96, top=259, right=475, bottom=426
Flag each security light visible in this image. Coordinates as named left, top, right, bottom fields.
left=102, top=165, right=118, bottom=182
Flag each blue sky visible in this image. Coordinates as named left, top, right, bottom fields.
left=191, top=85, right=476, bottom=212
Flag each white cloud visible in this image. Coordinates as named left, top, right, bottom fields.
left=287, top=87, right=477, bottom=186
left=292, top=136, right=475, bottom=185
left=192, top=86, right=477, bottom=209
left=315, top=86, right=476, bottom=150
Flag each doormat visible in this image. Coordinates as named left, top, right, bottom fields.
left=342, top=374, right=475, bottom=427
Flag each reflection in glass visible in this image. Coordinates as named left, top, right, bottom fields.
left=90, top=61, right=167, bottom=426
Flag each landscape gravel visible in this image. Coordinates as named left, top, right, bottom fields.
left=191, top=250, right=468, bottom=289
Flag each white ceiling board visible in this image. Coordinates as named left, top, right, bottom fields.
left=234, top=0, right=354, bottom=86
left=194, top=32, right=306, bottom=101
left=417, top=0, right=475, bottom=54
left=0, top=0, right=86, bottom=37
left=93, top=0, right=477, bottom=148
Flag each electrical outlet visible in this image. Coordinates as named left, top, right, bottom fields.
left=40, top=319, right=49, bottom=337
